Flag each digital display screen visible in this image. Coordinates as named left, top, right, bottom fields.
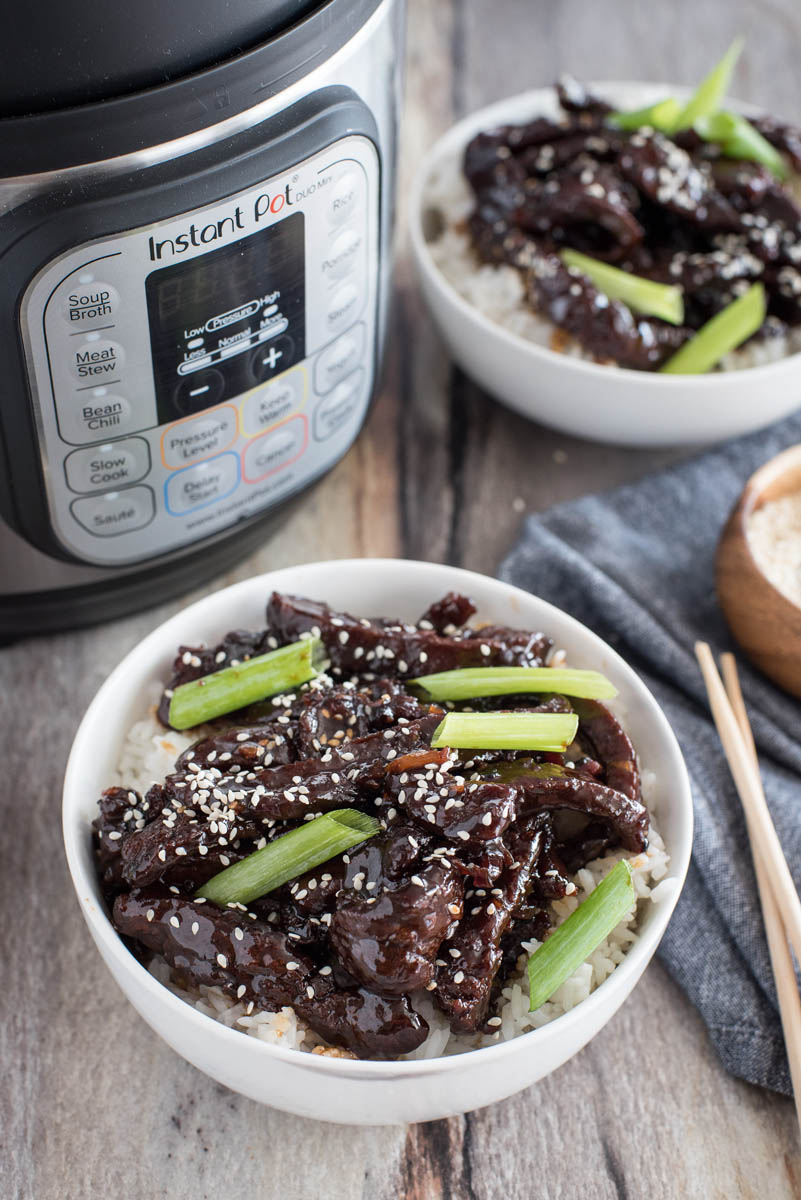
left=145, top=213, right=305, bottom=422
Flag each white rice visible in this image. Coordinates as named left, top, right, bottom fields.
left=112, top=688, right=671, bottom=1060
left=422, top=149, right=801, bottom=371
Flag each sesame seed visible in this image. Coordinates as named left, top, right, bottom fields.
left=286, top=962, right=299, bottom=971
left=146, top=909, right=154, bottom=922
left=216, top=953, right=227, bottom=968
left=453, top=970, right=465, bottom=984
left=457, top=830, right=470, bottom=841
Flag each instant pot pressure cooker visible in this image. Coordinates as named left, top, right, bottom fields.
left=0, top=0, right=404, bottom=635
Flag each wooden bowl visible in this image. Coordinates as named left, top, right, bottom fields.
left=716, top=443, right=801, bottom=698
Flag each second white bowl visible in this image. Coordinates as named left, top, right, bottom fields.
left=410, top=82, right=801, bottom=447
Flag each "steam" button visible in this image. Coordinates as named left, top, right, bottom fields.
left=326, top=284, right=360, bottom=335
left=165, top=452, right=239, bottom=515
left=71, top=485, right=155, bottom=537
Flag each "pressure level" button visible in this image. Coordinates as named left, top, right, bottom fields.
left=64, top=436, right=150, bottom=494
left=161, top=405, right=237, bottom=468
left=71, top=485, right=155, bottom=537
left=165, top=452, right=239, bottom=515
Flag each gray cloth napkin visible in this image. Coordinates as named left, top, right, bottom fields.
left=500, top=413, right=801, bottom=1096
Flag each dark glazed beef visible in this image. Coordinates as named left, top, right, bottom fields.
left=461, top=80, right=801, bottom=368
left=96, top=590, right=650, bottom=1059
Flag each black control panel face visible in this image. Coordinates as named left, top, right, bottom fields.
left=20, top=135, right=379, bottom=567
left=146, top=213, right=306, bottom=423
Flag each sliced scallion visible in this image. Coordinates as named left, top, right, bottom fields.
left=607, top=97, right=681, bottom=134
left=660, top=282, right=766, bottom=374
left=430, top=711, right=578, bottom=751
left=196, top=809, right=379, bottom=907
left=694, top=110, right=789, bottom=179
left=528, top=860, right=635, bottom=1011
left=560, top=249, right=684, bottom=324
left=168, top=636, right=325, bottom=730
left=672, top=37, right=744, bottom=131
left=411, top=666, right=617, bottom=702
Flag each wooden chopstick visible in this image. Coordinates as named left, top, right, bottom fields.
left=719, top=654, right=801, bottom=1133
left=695, top=642, right=801, bottom=969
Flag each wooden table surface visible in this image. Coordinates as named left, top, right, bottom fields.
left=4, top=2, right=801, bottom=1196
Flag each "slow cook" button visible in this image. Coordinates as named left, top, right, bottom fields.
left=314, top=324, right=365, bottom=395
left=165, top=452, right=239, bottom=515
left=322, top=228, right=363, bottom=282
left=161, top=405, right=237, bottom=467
left=240, top=369, right=305, bottom=436
left=314, top=369, right=365, bottom=441
left=71, top=485, right=155, bottom=537
left=64, top=436, right=150, bottom=494
left=71, top=337, right=125, bottom=383
left=60, top=282, right=120, bottom=328
left=326, top=284, right=361, bottom=335
left=242, top=416, right=307, bottom=483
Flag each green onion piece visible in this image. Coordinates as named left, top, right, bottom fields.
left=196, top=809, right=379, bottom=906
left=672, top=36, right=744, bottom=131
left=660, top=282, right=766, bottom=374
left=430, top=711, right=578, bottom=751
left=411, top=666, right=617, bottom=702
left=168, top=636, right=324, bottom=731
left=560, top=249, right=684, bottom=325
left=607, top=97, right=681, bottom=134
left=528, top=860, right=635, bottom=1011
left=694, top=110, right=789, bottom=179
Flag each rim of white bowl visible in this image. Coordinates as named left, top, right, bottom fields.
left=63, top=558, right=693, bottom=1079
left=410, top=80, right=801, bottom=387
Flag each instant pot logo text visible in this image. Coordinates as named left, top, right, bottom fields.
left=148, top=186, right=295, bottom=261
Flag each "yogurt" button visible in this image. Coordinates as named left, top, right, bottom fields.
left=165, top=452, right=239, bottom=515
left=161, top=405, right=237, bottom=467
left=314, top=324, right=365, bottom=395
left=65, top=436, right=150, bottom=494
left=242, top=416, right=307, bottom=483
left=71, top=485, right=155, bottom=537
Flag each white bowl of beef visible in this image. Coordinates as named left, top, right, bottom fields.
left=62, top=559, right=692, bottom=1125
left=410, top=80, right=801, bottom=447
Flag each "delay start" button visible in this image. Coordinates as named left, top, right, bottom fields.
left=165, top=452, right=239, bottom=515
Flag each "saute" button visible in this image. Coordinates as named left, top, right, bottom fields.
left=71, top=485, right=155, bottom=536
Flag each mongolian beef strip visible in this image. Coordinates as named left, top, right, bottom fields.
left=94, top=786, right=150, bottom=888
left=113, top=888, right=428, bottom=1057
left=477, top=759, right=648, bottom=853
left=117, top=714, right=444, bottom=888
left=265, top=592, right=552, bottom=676
left=331, top=857, right=464, bottom=995
left=570, top=697, right=641, bottom=804
left=435, top=813, right=550, bottom=1033
left=462, top=79, right=801, bottom=367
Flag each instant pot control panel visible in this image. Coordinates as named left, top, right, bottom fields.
left=20, top=134, right=378, bottom=566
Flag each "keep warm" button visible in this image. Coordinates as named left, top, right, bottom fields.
left=165, top=452, right=239, bottom=515
left=242, top=416, right=307, bottom=483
